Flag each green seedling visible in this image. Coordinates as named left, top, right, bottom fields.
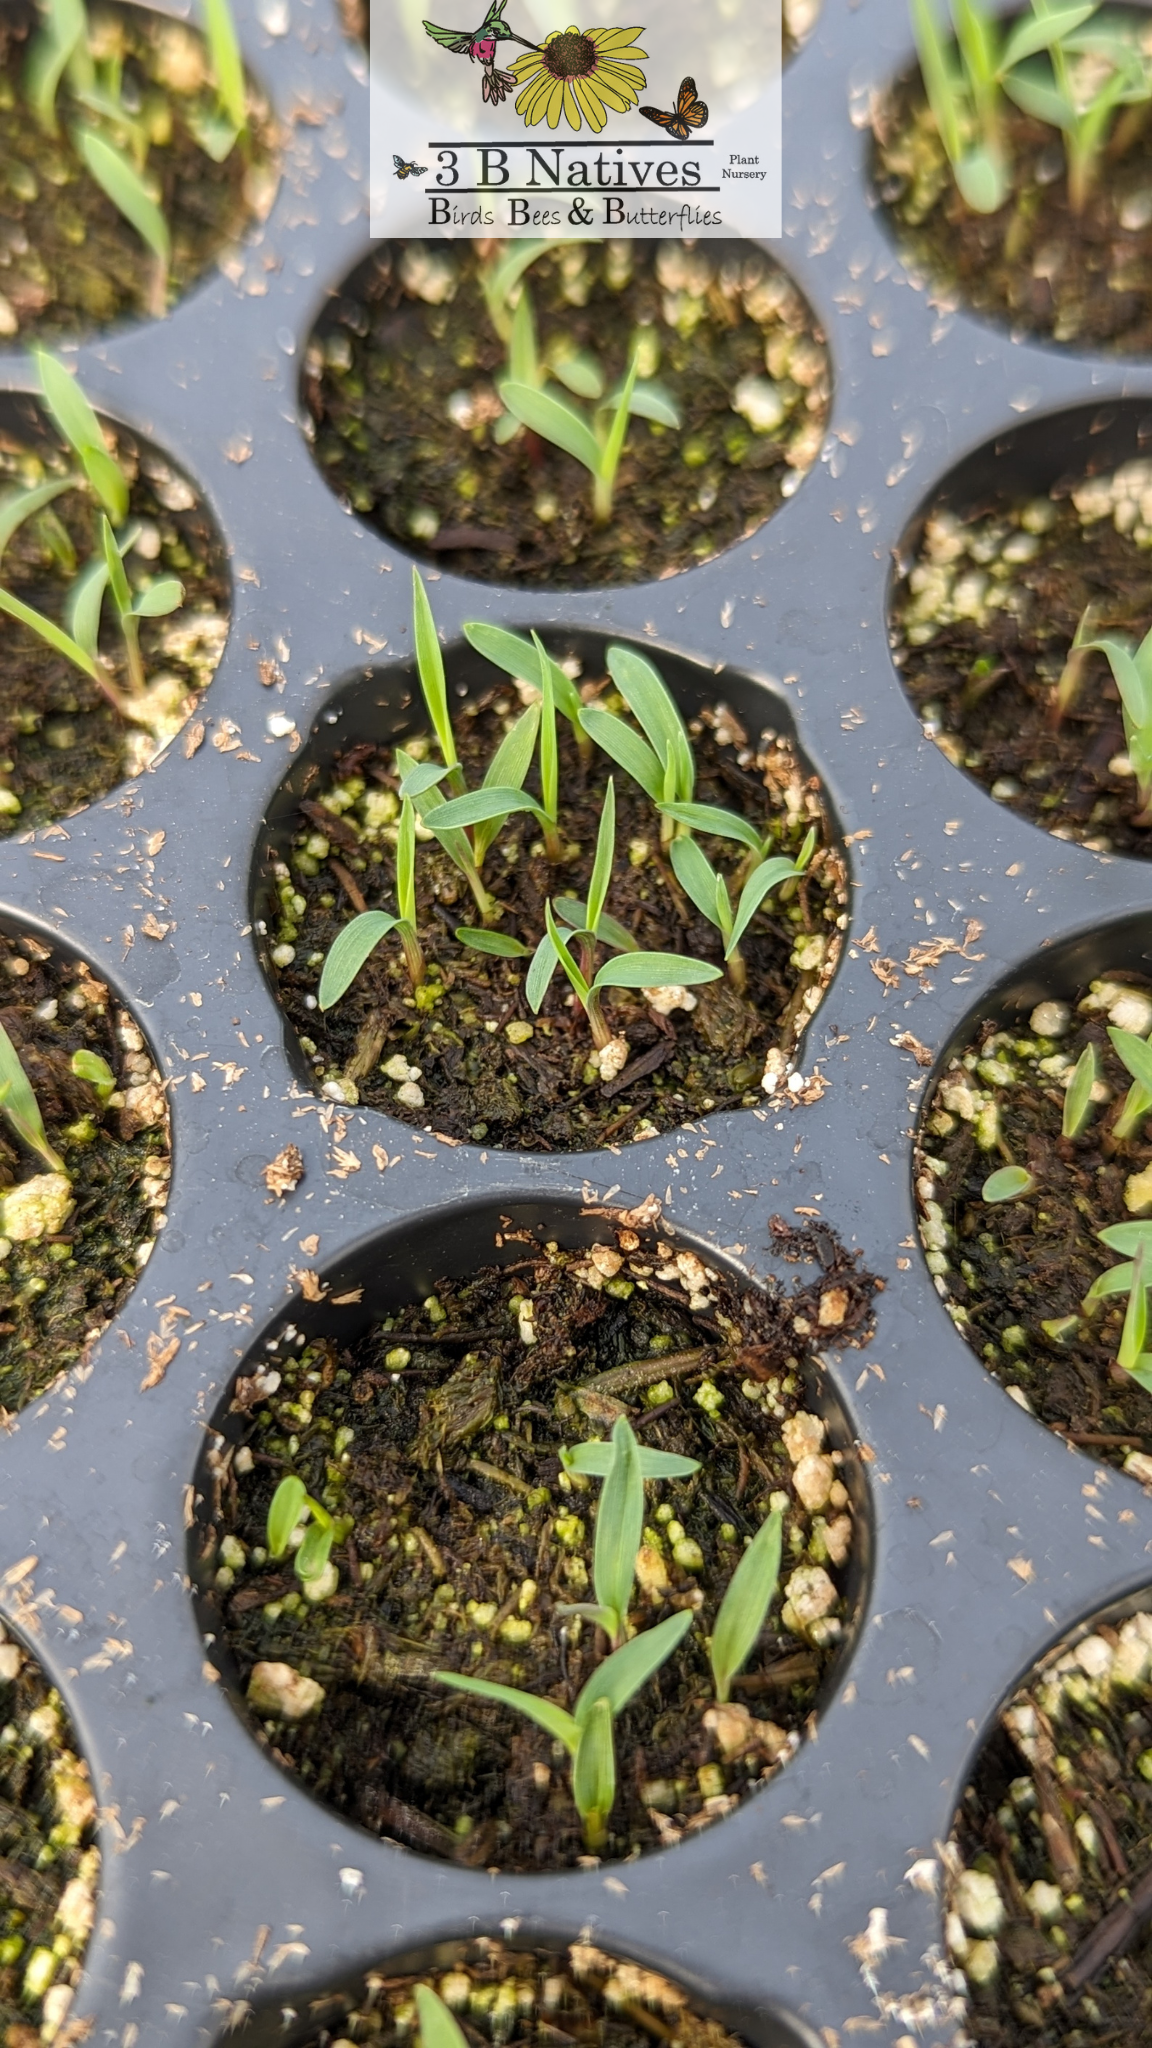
left=710, top=1508, right=783, bottom=1705
left=188, top=0, right=249, bottom=161
left=0, top=1023, right=66, bottom=1177
left=981, top=1164, right=1037, bottom=1202
left=1062, top=1040, right=1098, bottom=1139
left=556, top=1416, right=646, bottom=1646
left=1086, top=1228, right=1152, bottom=1387
left=425, top=637, right=565, bottom=863
left=1107, top=1024, right=1152, bottom=1142
left=70, top=1048, right=116, bottom=1104
left=669, top=826, right=816, bottom=995
left=480, top=237, right=554, bottom=344
left=1080, top=625, right=1152, bottom=824
left=579, top=643, right=694, bottom=843
left=910, top=0, right=1097, bottom=212
left=560, top=1438, right=700, bottom=1480
left=461, top=620, right=590, bottom=763
left=453, top=779, right=638, bottom=967
left=318, top=797, right=426, bottom=1004
left=500, top=344, right=680, bottom=524
left=414, top=1987, right=469, bottom=2048
left=397, top=753, right=501, bottom=926
left=266, top=1473, right=341, bottom=1592
left=412, top=568, right=465, bottom=797
left=1005, top=9, right=1152, bottom=213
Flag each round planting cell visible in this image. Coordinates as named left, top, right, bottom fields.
left=915, top=911, right=1152, bottom=1479
left=235, top=1936, right=810, bottom=2048
left=195, top=1198, right=877, bottom=1874
left=890, top=400, right=1152, bottom=863
left=0, top=1, right=278, bottom=343
left=947, top=1589, right=1152, bottom=2043
left=0, top=390, right=230, bottom=832
left=872, top=16, right=1152, bottom=355
left=0, top=1622, right=99, bottom=2043
left=255, top=628, right=845, bottom=1151
left=0, top=920, right=170, bottom=1416
left=301, top=240, right=828, bottom=588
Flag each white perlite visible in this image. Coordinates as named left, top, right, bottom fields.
left=247, top=1661, right=326, bottom=1719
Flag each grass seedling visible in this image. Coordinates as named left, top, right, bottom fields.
left=1062, top=1040, right=1098, bottom=1139
left=579, top=644, right=695, bottom=844
left=1004, top=8, right=1152, bottom=214
left=669, top=826, right=816, bottom=995
left=1080, top=624, right=1152, bottom=824
left=557, top=1416, right=647, bottom=1646
left=1052, top=600, right=1105, bottom=726
left=461, top=620, right=590, bottom=764
left=710, top=1508, right=783, bottom=1704
left=398, top=754, right=502, bottom=926
left=412, top=568, right=466, bottom=797
left=1085, top=1227, right=1152, bottom=1387
left=981, top=1164, right=1037, bottom=1201
left=318, top=797, right=426, bottom=1004
left=189, top=0, right=250, bottom=162
left=560, top=1437, right=700, bottom=1480
left=414, top=1987, right=469, bottom=2048
left=0, top=1024, right=66, bottom=1177
left=500, top=343, right=680, bottom=524
left=266, top=1473, right=343, bottom=1593
left=70, top=1048, right=116, bottom=1104
left=1107, top=1024, right=1152, bottom=1142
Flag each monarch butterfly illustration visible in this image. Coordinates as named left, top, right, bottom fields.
left=639, top=75, right=708, bottom=140
left=393, top=153, right=430, bottom=178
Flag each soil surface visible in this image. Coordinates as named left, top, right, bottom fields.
left=302, top=239, right=829, bottom=588
left=0, top=400, right=229, bottom=832
left=950, top=1596, right=1152, bottom=2043
left=0, top=1, right=276, bottom=342
left=891, top=459, right=1152, bottom=859
left=288, top=1940, right=748, bottom=2048
left=205, top=1218, right=879, bottom=1873
left=917, top=975, right=1152, bottom=1476
left=0, top=932, right=170, bottom=1418
left=0, top=1626, right=99, bottom=2045
left=268, top=687, right=844, bottom=1150
left=875, top=71, right=1152, bottom=353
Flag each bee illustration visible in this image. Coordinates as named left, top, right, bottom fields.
left=393, top=153, right=430, bottom=178
left=639, top=75, right=708, bottom=140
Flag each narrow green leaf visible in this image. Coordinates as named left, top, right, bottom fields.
left=981, top=1164, right=1037, bottom=1202
left=73, top=127, right=171, bottom=267
left=0, top=585, right=101, bottom=681
left=1084, top=1260, right=1136, bottom=1303
left=25, top=0, right=87, bottom=131
left=597, top=346, right=640, bottom=504
left=0, top=478, right=79, bottom=564
left=953, top=0, right=1000, bottom=92
left=552, top=352, right=605, bottom=400
left=1002, top=62, right=1076, bottom=130
left=482, top=238, right=552, bottom=337
left=318, top=911, right=399, bottom=1009
left=433, top=1671, right=580, bottom=1752
left=396, top=796, right=416, bottom=928
left=483, top=702, right=540, bottom=795
left=536, top=632, right=558, bottom=832
left=1109, top=1025, right=1152, bottom=1097
left=605, top=377, right=681, bottom=428
left=100, top=516, right=131, bottom=617
left=572, top=1695, right=616, bottom=1844
left=0, top=1022, right=65, bottom=1174
left=606, top=643, right=689, bottom=777
left=67, top=557, right=109, bottom=659
left=36, top=350, right=130, bottom=523
left=411, top=568, right=457, bottom=774
left=433, top=786, right=541, bottom=831
left=1119, top=1243, right=1148, bottom=1374
left=203, top=0, right=248, bottom=136
left=660, top=800, right=762, bottom=852
left=1099, top=1220, right=1152, bottom=1254
left=1000, top=1, right=1095, bottom=68
left=508, top=283, right=539, bottom=386
left=545, top=898, right=590, bottom=1003
left=456, top=927, right=529, bottom=958
left=727, top=855, right=802, bottom=955
left=575, top=1608, right=695, bottom=1723
left=185, top=102, right=241, bottom=162
left=397, top=759, right=449, bottom=800
left=554, top=899, right=638, bottom=954
left=586, top=777, right=616, bottom=938
left=910, top=0, right=965, bottom=163
left=670, top=834, right=725, bottom=928
left=1062, top=1041, right=1098, bottom=1140
left=594, top=951, right=722, bottom=991
left=710, top=1510, right=782, bottom=1704
left=592, top=1417, right=644, bottom=1633
left=461, top=622, right=584, bottom=725
left=578, top=705, right=663, bottom=801
left=415, top=1986, right=470, bottom=2048
left=525, top=930, right=560, bottom=1012
left=296, top=1519, right=334, bottom=1581
left=266, top=1474, right=306, bottom=1557
left=561, top=1441, right=701, bottom=1479
left=70, top=1048, right=115, bottom=1102
left=498, top=381, right=601, bottom=476
left=555, top=1600, right=621, bottom=1633
left=131, top=577, right=184, bottom=618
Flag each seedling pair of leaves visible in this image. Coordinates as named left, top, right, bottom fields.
left=1085, top=1226, right=1152, bottom=1389
left=669, top=822, right=817, bottom=992
left=266, top=1474, right=342, bottom=1588
left=0, top=354, right=184, bottom=727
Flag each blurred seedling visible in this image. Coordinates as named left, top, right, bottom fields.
left=266, top=1473, right=344, bottom=1598
left=0, top=1024, right=66, bottom=1177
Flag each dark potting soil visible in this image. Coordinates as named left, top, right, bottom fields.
left=916, top=978, right=1152, bottom=1476
left=0, top=934, right=170, bottom=1418
left=206, top=1220, right=880, bottom=1873
left=302, top=240, right=829, bottom=589
left=287, top=1940, right=749, bottom=2048
left=0, top=1628, right=99, bottom=2044
left=267, top=693, right=844, bottom=1150
left=891, top=464, right=1152, bottom=860
left=0, top=2, right=277, bottom=342
left=0, top=403, right=229, bottom=833
left=950, top=1598, right=1152, bottom=2044
left=874, top=77, right=1152, bottom=354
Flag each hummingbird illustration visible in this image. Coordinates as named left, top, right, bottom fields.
left=422, top=0, right=536, bottom=104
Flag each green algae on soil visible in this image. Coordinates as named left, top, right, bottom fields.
left=302, top=239, right=829, bottom=588
left=205, top=1220, right=879, bottom=1873
left=917, top=977, right=1152, bottom=1477
left=891, top=462, right=1152, bottom=862
left=0, top=398, right=229, bottom=833
left=0, top=1, right=277, bottom=343
left=0, top=1627, right=100, bottom=2045
left=267, top=690, right=844, bottom=1150
left=0, top=933, right=170, bottom=1418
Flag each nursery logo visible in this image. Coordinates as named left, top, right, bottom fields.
left=369, top=0, right=780, bottom=237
